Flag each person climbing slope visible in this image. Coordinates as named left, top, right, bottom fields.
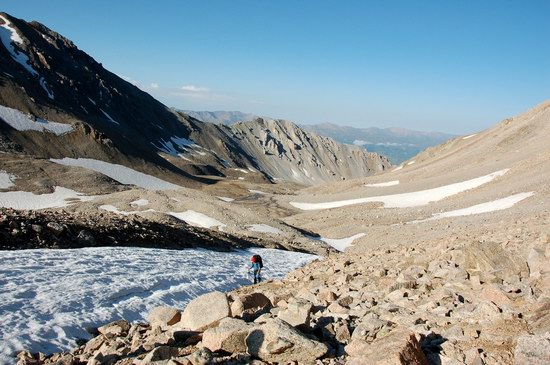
left=248, top=254, right=263, bottom=284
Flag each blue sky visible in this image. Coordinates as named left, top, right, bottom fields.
left=3, top=1, right=549, bottom=134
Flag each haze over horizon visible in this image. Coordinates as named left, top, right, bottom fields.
left=3, top=0, right=549, bottom=134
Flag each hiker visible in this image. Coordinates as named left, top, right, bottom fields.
left=248, top=254, right=263, bottom=284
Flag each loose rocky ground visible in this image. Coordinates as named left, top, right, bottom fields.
left=14, top=209, right=550, bottom=364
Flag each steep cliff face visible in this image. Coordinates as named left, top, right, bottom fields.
left=0, top=12, right=389, bottom=189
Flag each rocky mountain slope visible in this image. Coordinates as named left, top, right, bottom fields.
left=0, top=12, right=389, bottom=191
left=181, top=110, right=258, bottom=125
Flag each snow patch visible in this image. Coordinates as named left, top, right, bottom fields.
left=39, top=77, right=54, bottom=99
left=247, top=224, right=283, bottom=235
left=0, top=171, right=17, bottom=189
left=0, top=15, right=38, bottom=76
left=154, top=136, right=198, bottom=157
left=99, top=109, right=120, bottom=125
left=392, top=165, right=403, bottom=172
left=249, top=189, right=266, bottom=195
left=309, top=233, right=366, bottom=252
left=407, top=160, right=416, bottom=166
left=130, top=199, right=149, bottom=206
left=462, top=134, right=477, bottom=140
left=234, top=168, right=249, bottom=174
left=217, top=196, right=234, bottom=202
left=0, top=105, right=73, bottom=135
left=0, top=187, right=94, bottom=210
left=50, top=158, right=181, bottom=191
left=412, top=192, right=534, bottom=223
left=87, top=97, right=96, bottom=106
left=290, top=169, right=509, bottom=211
left=169, top=210, right=226, bottom=229
left=365, top=180, right=399, bottom=187
left=99, top=205, right=155, bottom=216
left=0, top=247, right=317, bottom=362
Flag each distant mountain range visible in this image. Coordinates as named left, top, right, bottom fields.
left=184, top=111, right=455, bottom=164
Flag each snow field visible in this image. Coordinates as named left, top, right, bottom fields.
left=50, top=158, right=181, bottom=191
left=169, top=210, right=226, bottom=229
left=0, top=247, right=318, bottom=363
left=308, top=233, right=366, bottom=252
left=0, top=105, right=73, bottom=135
left=0, top=15, right=37, bottom=76
left=0, top=187, right=94, bottom=210
left=365, top=180, right=399, bottom=187
left=411, top=192, right=535, bottom=223
left=290, top=169, right=509, bottom=211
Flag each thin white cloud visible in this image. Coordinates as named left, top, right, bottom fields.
left=150, top=82, right=159, bottom=89
left=181, top=85, right=210, bottom=92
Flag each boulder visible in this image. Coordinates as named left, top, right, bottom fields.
left=140, top=346, right=180, bottom=364
left=277, top=298, right=313, bottom=328
left=178, top=291, right=230, bottom=331
left=202, top=317, right=251, bottom=353
left=514, top=332, right=550, bottom=365
left=98, top=320, right=131, bottom=338
left=230, top=292, right=272, bottom=318
left=350, top=318, right=394, bottom=343
left=245, top=318, right=328, bottom=363
left=148, top=306, right=182, bottom=330
left=346, top=327, right=428, bottom=365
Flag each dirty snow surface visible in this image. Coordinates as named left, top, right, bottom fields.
left=0, top=187, right=94, bottom=210
left=0, top=247, right=317, bottom=363
left=365, top=180, right=399, bottom=187
left=50, top=158, right=181, bottom=191
left=247, top=224, right=283, bottom=235
left=290, top=169, right=509, bottom=211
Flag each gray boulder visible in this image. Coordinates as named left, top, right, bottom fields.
left=178, top=291, right=230, bottom=331
left=277, top=298, right=313, bottom=328
left=201, top=317, right=251, bottom=353
left=245, top=318, right=328, bottom=363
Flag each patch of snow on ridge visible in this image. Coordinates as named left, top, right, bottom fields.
left=0, top=187, right=94, bottom=210
left=217, top=196, right=234, bottom=202
left=100, top=109, right=120, bottom=125
left=0, top=247, right=318, bottom=363
left=248, top=224, right=283, bottom=235
left=130, top=199, right=149, bottom=206
left=99, top=205, right=155, bottom=216
left=169, top=210, right=226, bottom=229
left=462, top=134, right=477, bottom=140
left=0, top=171, right=16, bottom=189
left=153, top=136, right=199, bottom=156
left=0, top=15, right=38, bottom=76
left=365, top=180, right=399, bottom=187
left=407, top=160, right=416, bottom=166
left=412, top=192, right=535, bottom=223
left=0, top=105, right=73, bottom=135
left=290, top=169, right=510, bottom=211
left=309, top=233, right=366, bottom=252
left=392, top=165, right=403, bottom=172
left=50, top=158, right=181, bottom=191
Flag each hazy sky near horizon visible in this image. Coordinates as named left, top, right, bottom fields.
left=3, top=1, right=549, bottom=134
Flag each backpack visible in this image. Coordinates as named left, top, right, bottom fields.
left=252, top=254, right=263, bottom=269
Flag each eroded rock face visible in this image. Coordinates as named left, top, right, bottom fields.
left=178, top=291, right=230, bottom=331
left=245, top=318, right=328, bottom=363
left=514, top=332, right=550, bottom=365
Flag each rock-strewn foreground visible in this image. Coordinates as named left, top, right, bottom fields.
left=15, top=210, right=550, bottom=364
